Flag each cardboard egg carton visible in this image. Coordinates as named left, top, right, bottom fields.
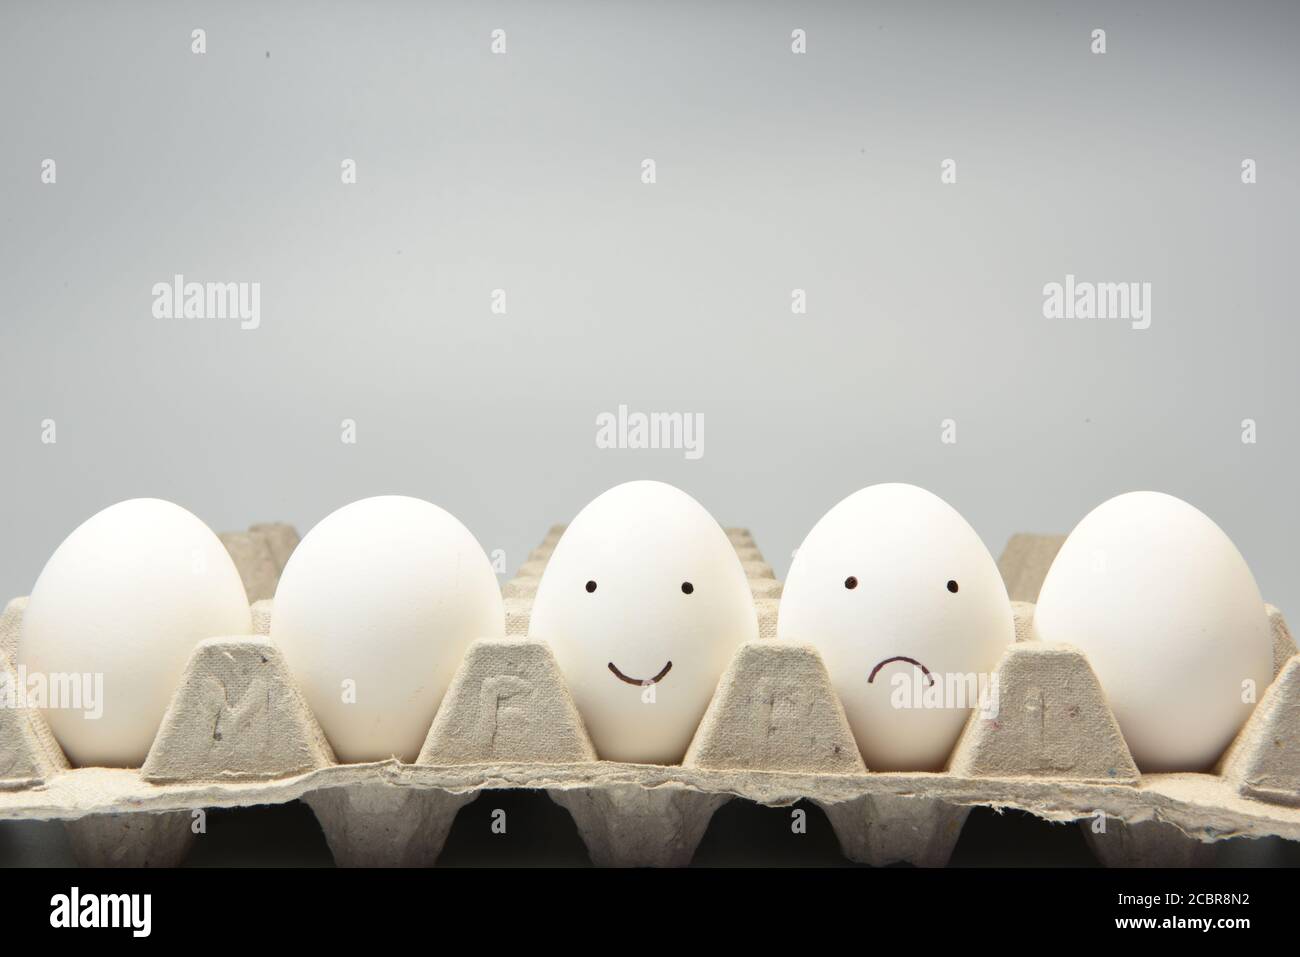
left=1, top=524, right=1298, bottom=868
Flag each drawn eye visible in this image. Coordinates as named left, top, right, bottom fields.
left=947, top=580, right=959, bottom=593
left=844, top=576, right=858, bottom=590
left=681, top=581, right=694, bottom=595
left=585, top=580, right=597, bottom=593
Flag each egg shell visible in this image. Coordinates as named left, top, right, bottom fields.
left=777, top=484, right=1015, bottom=771
left=18, top=499, right=252, bottom=767
left=528, top=481, right=759, bottom=764
left=270, top=496, right=504, bottom=763
left=1033, top=491, right=1273, bottom=772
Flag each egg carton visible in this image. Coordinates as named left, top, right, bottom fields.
left=1, top=524, right=1298, bottom=868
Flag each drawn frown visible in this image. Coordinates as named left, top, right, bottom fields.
left=778, top=484, right=1014, bottom=771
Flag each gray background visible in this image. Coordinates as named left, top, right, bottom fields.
left=2, top=1, right=1297, bottom=614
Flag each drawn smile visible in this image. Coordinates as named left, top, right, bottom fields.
left=608, top=661, right=673, bottom=686
left=868, top=655, right=935, bottom=687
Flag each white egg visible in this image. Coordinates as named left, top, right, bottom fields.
left=1034, top=491, right=1272, bottom=771
left=271, top=496, right=504, bottom=763
left=18, top=499, right=252, bottom=767
left=777, top=484, right=1014, bottom=771
left=528, top=481, right=758, bottom=764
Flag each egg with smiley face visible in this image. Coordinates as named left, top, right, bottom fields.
left=778, top=484, right=1014, bottom=771
left=529, top=481, right=758, bottom=764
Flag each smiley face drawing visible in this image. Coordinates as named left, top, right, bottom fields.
left=778, top=484, right=1014, bottom=770
left=529, top=481, right=759, bottom=764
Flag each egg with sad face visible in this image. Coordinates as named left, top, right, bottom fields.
left=778, top=484, right=1014, bottom=771
left=529, top=481, right=758, bottom=764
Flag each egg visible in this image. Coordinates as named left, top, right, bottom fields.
left=18, top=498, right=252, bottom=767
left=528, top=481, right=758, bottom=764
left=777, top=484, right=1014, bottom=771
left=1034, top=491, right=1272, bottom=771
left=270, top=496, right=504, bottom=762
